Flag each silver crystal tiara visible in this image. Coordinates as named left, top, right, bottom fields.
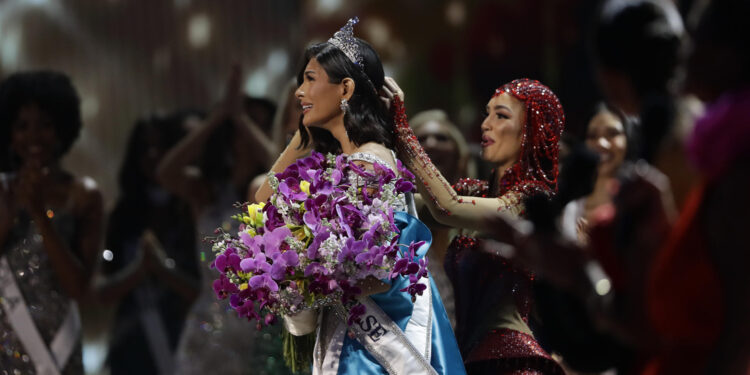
left=328, top=17, right=363, bottom=67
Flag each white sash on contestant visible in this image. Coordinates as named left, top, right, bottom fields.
left=0, top=256, right=81, bottom=375
left=312, top=278, right=437, bottom=375
left=135, top=285, right=174, bottom=375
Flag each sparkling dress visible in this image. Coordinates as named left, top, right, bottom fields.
left=445, top=179, right=563, bottom=375
left=173, top=183, right=292, bottom=375
left=0, top=202, right=84, bottom=374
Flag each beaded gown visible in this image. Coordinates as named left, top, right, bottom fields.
left=0, top=199, right=84, bottom=374
left=393, top=79, right=567, bottom=374
left=173, top=183, right=291, bottom=375
left=445, top=179, right=562, bottom=374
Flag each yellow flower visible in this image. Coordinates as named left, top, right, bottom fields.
left=245, top=227, right=257, bottom=237
left=239, top=283, right=248, bottom=291
left=286, top=224, right=312, bottom=242
left=300, top=180, right=310, bottom=195
left=246, top=203, right=266, bottom=227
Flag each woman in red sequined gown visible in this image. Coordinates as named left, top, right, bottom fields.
left=387, top=78, right=565, bottom=374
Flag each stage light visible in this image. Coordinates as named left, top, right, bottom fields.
left=188, top=13, right=211, bottom=49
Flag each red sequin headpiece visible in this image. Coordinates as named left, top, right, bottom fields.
left=492, top=78, right=565, bottom=196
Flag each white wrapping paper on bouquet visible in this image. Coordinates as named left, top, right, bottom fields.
left=283, top=308, right=319, bottom=336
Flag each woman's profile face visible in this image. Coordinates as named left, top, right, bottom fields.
left=295, top=58, right=344, bottom=129
left=585, top=108, right=626, bottom=177
left=480, top=93, right=525, bottom=166
left=11, top=103, right=59, bottom=166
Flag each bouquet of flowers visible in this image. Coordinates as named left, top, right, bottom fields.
left=211, top=151, right=428, bottom=330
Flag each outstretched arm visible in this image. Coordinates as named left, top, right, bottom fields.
left=155, top=66, right=239, bottom=209
left=384, top=78, right=524, bottom=233
left=156, top=65, right=274, bottom=210
left=229, top=96, right=278, bottom=186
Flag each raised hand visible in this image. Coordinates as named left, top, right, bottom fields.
left=222, top=64, right=244, bottom=121
left=16, top=160, right=48, bottom=217
left=141, top=230, right=168, bottom=272
left=380, top=77, right=404, bottom=110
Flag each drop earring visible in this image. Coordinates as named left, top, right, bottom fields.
left=340, top=98, right=349, bottom=112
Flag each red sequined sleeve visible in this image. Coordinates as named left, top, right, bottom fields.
left=393, top=97, right=525, bottom=232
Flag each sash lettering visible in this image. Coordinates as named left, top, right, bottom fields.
left=357, top=314, right=389, bottom=342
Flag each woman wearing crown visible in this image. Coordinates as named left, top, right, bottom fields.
left=255, top=18, right=465, bottom=375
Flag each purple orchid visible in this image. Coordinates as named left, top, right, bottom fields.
left=395, top=179, right=415, bottom=193
left=213, top=251, right=241, bottom=273
left=212, top=150, right=426, bottom=328
left=240, top=253, right=271, bottom=274
left=396, top=159, right=415, bottom=181
left=355, top=247, right=385, bottom=268
left=230, top=295, right=261, bottom=321
left=263, top=204, right=285, bottom=231
left=400, top=282, right=427, bottom=297
left=336, top=204, right=365, bottom=237
left=270, top=250, right=299, bottom=280
left=348, top=160, right=375, bottom=179
left=306, top=230, right=330, bottom=259
left=249, top=274, right=279, bottom=292
left=278, top=177, right=308, bottom=201
left=338, top=237, right=367, bottom=263
left=239, top=232, right=258, bottom=254
left=304, top=262, right=329, bottom=277
left=212, top=274, right=239, bottom=299
left=259, top=226, right=292, bottom=259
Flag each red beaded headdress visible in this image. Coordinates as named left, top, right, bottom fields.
left=493, top=78, right=565, bottom=196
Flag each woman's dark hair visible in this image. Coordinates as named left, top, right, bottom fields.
left=594, top=0, right=684, bottom=97
left=296, top=38, right=392, bottom=154
left=594, top=0, right=682, bottom=162
left=0, top=71, right=82, bottom=171
left=584, top=101, right=639, bottom=161
left=118, top=112, right=190, bottom=198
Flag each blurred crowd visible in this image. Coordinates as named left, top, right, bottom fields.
left=1, top=0, right=748, bottom=374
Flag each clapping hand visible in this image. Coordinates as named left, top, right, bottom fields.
left=16, top=160, right=49, bottom=218
left=141, top=230, right=170, bottom=273
left=221, top=64, right=245, bottom=122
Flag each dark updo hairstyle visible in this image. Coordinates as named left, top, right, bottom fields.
left=0, top=71, right=82, bottom=171
left=594, top=0, right=683, bottom=162
left=296, top=38, right=392, bottom=154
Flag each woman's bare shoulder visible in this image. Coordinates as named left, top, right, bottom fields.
left=350, top=143, right=396, bottom=170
